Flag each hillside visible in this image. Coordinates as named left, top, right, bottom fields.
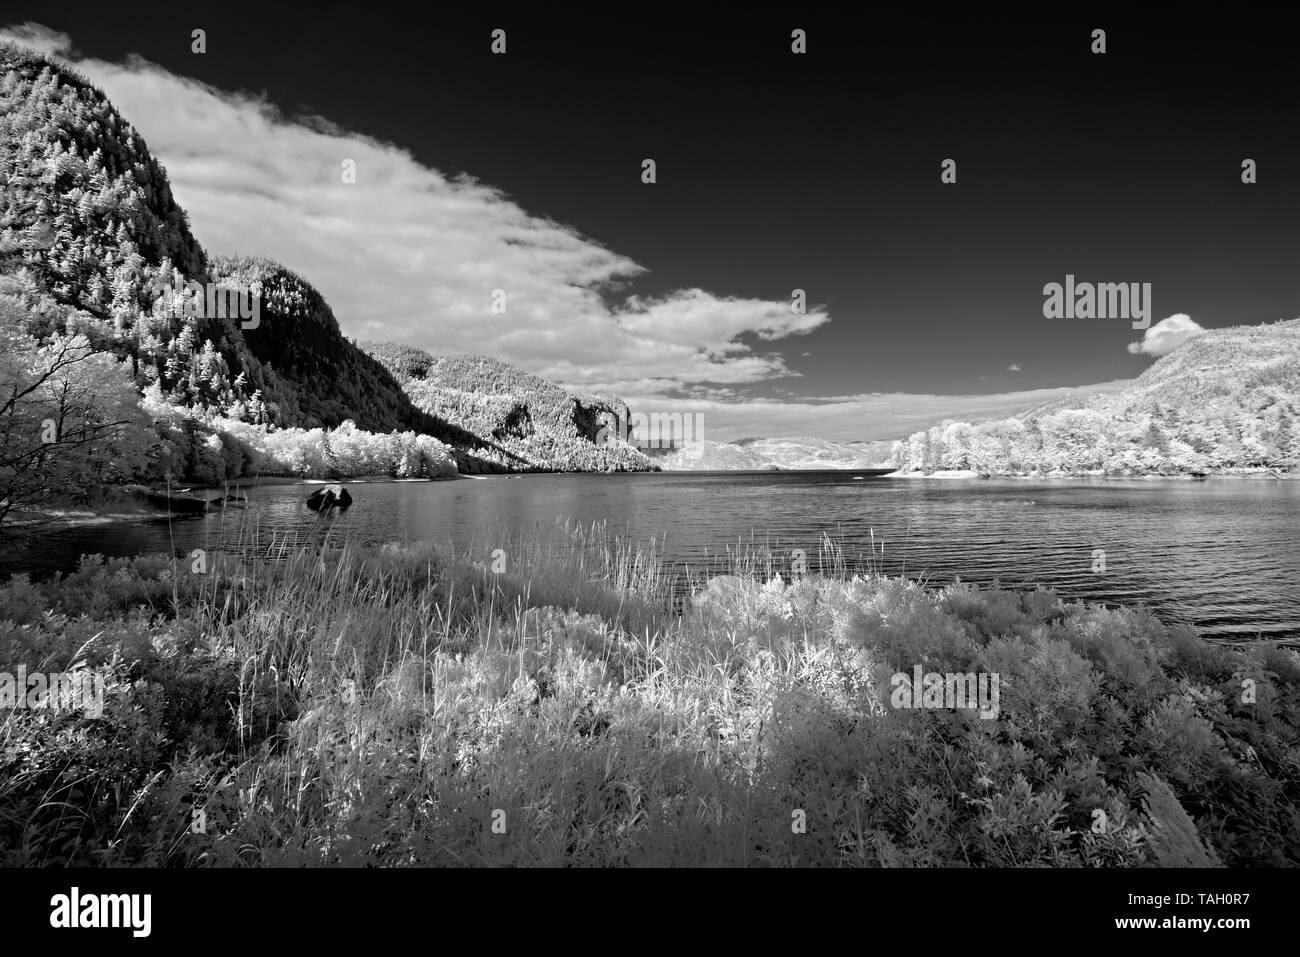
left=660, top=436, right=895, bottom=471
left=0, top=45, right=270, bottom=423
left=0, top=46, right=205, bottom=302
left=889, top=318, right=1300, bottom=475
left=0, top=42, right=646, bottom=483
left=204, top=257, right=497, bottom=448
left=363, top=345, right=655, bottom=472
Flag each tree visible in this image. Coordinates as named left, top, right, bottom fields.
left=1, top=307, right=149, bottom=524
left=1270, top=406, right=1296, bottom=467
left=1142, top=421, right=1169, bottom=456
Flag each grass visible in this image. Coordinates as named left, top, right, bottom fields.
left=1, top=519, right=1298, bottom=866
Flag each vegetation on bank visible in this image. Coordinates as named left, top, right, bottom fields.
left=1, top=524, right=1296, bottom=866
left=0, top=288, right=458, bottom=524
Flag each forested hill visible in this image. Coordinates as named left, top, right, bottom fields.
left=890, top=318, right=1300, bottom=475
left=0, top=43, right=647, bottom=476
left=0, top=43, right=256, bottom=381
left=204, top=256, right=474, bottom=439
left=0, top=46, right=204, bottom=298
left=362, top=345, right=654, bottom=472
left=0, top=47, right=452, bottom=430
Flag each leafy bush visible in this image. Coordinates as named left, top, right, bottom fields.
left=1, top=529, right=1297, bottom=866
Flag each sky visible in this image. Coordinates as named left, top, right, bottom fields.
left=3, top=6, right=1298, bottom=441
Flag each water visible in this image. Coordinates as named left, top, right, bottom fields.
left=3, top=472, right=1297, bottom=641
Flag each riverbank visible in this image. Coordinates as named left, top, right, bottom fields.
left=2, top=525, right=1295, bottom=867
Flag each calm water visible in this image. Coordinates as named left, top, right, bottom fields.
left=3, top=473, right=1297, bottom=642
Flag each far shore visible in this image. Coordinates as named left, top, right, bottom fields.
left=885, top=468, right=1296, bottom=480
left=221, top=472, right=468, bottom=487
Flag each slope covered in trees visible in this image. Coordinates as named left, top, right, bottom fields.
left=205, top=256, right=473, bottom=437
left=0, top=43, right=271, bottom=428
left=889, top=318, right=1300, bottom=476
left=0, top=42, right=648, bottom=494
left=363, top=345, right=654, bottom=472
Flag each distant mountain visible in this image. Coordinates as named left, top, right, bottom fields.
left=362, top=346, right=655, bottom=472
left=890, top=318, right=1300, bottom=475
left=660, top=437, right=895, bottom=471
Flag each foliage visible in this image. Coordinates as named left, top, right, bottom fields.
left=137, top=390, right=456, bottom=482
left=0, top=292, right=160, bottom=519
left=2, top=526, right=1296, bottom=866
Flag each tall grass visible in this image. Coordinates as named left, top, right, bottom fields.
left=1, top=519, right=1297, bottom=866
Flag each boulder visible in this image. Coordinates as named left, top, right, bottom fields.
left=306, top=484, right=353, bottom=511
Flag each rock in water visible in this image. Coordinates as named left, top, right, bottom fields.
left=306, top=484, right=353, bottom=511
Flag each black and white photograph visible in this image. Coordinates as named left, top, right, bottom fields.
left=0, top=0, right=1295, bottom=927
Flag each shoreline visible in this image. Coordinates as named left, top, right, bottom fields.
left=0, top=473, right=476, bottom=530
left=884, top=468, right=1296, bottom=480
left=5, top=467, right=1293, bottom=531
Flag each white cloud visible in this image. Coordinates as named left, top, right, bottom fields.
left=1127, top=313, right=1205, bottom=357
left=1007, top=363, right=1021, bottom=372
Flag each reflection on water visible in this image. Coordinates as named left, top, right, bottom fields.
left=2, top=473, right=1297, bottom=641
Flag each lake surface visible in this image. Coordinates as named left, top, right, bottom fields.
left=3, top=473, right=1297, bottom=642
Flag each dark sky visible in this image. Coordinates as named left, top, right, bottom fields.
left=13, top=3, right=1300, bottom=402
